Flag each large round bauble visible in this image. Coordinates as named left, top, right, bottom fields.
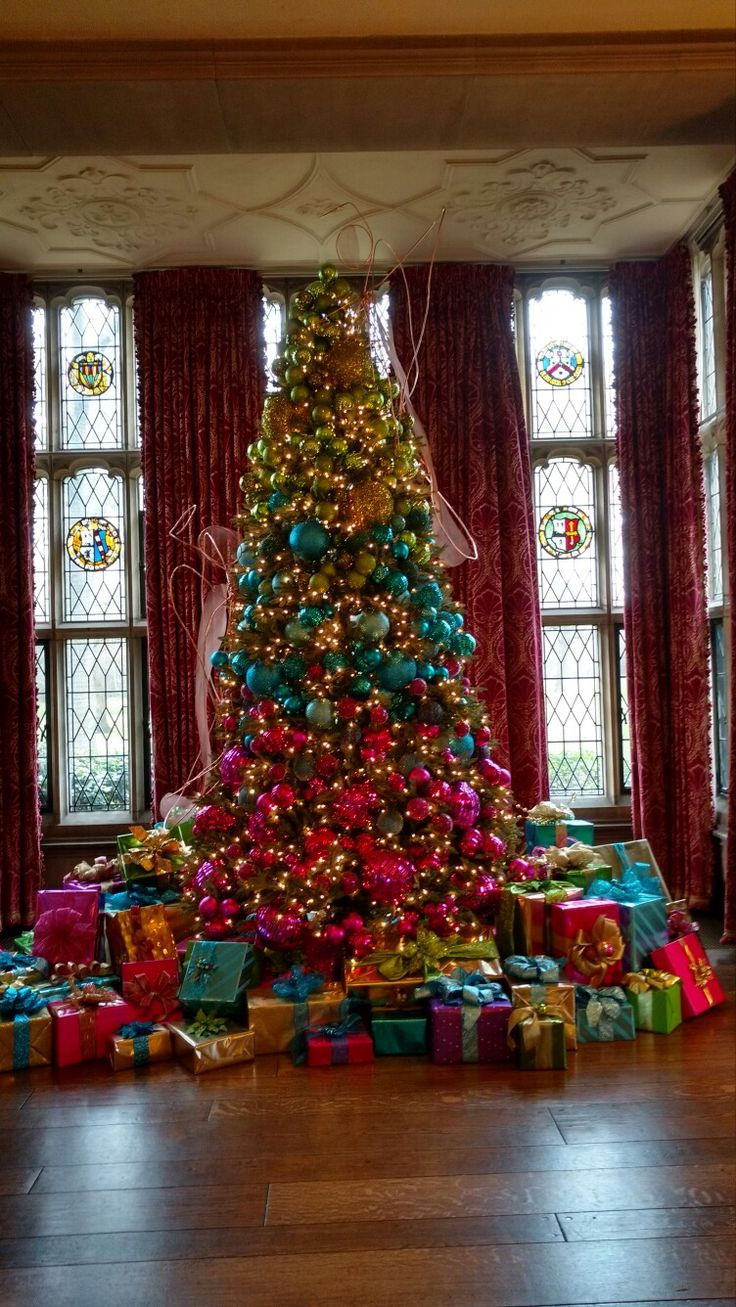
left=361, top=851, right=416, bottom=905
left=376, top=809, right=404, bottom=836
left=220, top=746, right=249, bottom=786
left=448, top=781, right=481, bottom=829
left=450, top=732, right=475, bottom=759
left=198, top=895, right=219, bottom=918
left=356, top=609, right=390, bottom=642
left=256, top=905, right=305, bottom=948
left=220, top=898, right=240, bottom=918
left=289, top=519, right=331, bottom=560
left=377, top=654, right=417, bottom=692
left=284, top=620, right=311, bottom=645
left=245, top=661, right=281, bottom=697
left=305, top=698, right=335, bottom=731
left=343, top=481, right=394, bottom=527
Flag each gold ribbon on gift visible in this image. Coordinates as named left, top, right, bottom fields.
left=569, top=915, right=625, bottom=986
left=623, top=968, right=679, bottom=993
left=122, top=826, right=185, bottom=876
left=681, top=939, right=717, bottom=1006
left=359, top=928, right=498, bottom=982
left=506, top=987, right=574, bottom=1049
left=52, top=960, right=113, bottom=983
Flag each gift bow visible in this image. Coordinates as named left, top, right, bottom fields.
left=105, top=884, right=175, bottom=911
left=119, top=1021, right=156, bottom=1039
left=416, top=971, right=507, bottom=1007
left=358, top=928, right=498, bottom=982
left=121, top=825, right=187, bottom=876
left=32, top=906, right=94, bottom=965
left=308, top=1014, right=364, bottom=1040
left=623, top=968, right=679, bottom=993
left=123, top=968, right=179, bottom=1018
left=585, top=864, right=660, bottom=904
left=272, top=965, right=325, bottom=1002
left=503, top=955, right=563, bottom=984
left=0, top=984, right=47, bottom=1018
left=569, top=915, right=625, bottom=985
left=527, top=801, right=573, bottom=824
left=186, top=1009, right=229, bottom=1040
left=575, top=984, right=628, bottom=1040
left=66, top=979, right=119, bottom=1008
left=52, top=960, right=113, bottom=982
left=507, top=994, right=565, bottom=1049
left=0, top=951, right=48, bottom=978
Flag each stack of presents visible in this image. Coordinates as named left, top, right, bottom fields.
left=0, top=805, right=726, bottom=1076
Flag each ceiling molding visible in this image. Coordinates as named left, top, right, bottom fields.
left=1, top=32, right=734, bottom=81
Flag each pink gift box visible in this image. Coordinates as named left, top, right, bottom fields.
left=33, top=889, right=100, bottom=966
left=650, top=935, right=725, bottom=1019
left=121, top=959, right=182, bottom=1023
left=549, top=898, right=624, bottom=987
left=49, top=996, right=136, bottom=1067
left=429, top=998, right=514, bottom=1064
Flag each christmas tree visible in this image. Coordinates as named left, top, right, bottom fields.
left=184, top=264, right=525, bottom=963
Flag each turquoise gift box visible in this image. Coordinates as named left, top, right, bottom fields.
left=372, top=1008, right=428, bottom=1056
left=525, top=819, right=594, bottom=850
left=179, top=941, right=252, bottom=1021
left=574, top=985, right=636, bottom=1043
left=585, top=865, right=668, bottom=971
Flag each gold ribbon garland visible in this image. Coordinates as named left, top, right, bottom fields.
left=358, top=928, right=498, bottom=982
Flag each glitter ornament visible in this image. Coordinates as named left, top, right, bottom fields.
left=361, top=851, right=416, bottom=904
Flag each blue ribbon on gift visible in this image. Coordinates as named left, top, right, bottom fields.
left=12, top=1013, right=31, bottom=1069
left=502, top=956, right=564, bottom=983
left=575, top=984, right=628, bottom=1040
left=105, top=884, right=179, bottom=911
left=118, top=1020, right=156, bottom=1066
left=417, top=971, right=509, bottom=1063
left=585, top=862, right=661, bottom=904
left=307, top=1013, right=363, bottom=1065
left=272, top=966, right=325, bottom=1003
left=0, top=951, right=49, bottom=978
left=0, top=985, right=47, bottom=1019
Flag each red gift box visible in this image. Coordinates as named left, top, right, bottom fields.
left=306, top=1024, right=374, bottom=1067
left=650, top=935, right=725, bottom=1019
left=49, top=993, right=137, bottom=1067
left=33, top=888, right=99, bottom=966
left=121, top=959, right=182, bottom=1023
left=549, top=898, right=624, bottom=988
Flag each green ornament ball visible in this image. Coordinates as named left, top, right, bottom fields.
left=377, top=654, right=417, bottom=691
left=356, top=610, right=390, bottom=642
left=305, top=698, right=336, bottom=730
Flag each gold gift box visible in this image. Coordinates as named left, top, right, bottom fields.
left=169, top=1021, right=255, bottom=1074
left=345, top=956, right=501, bottom=1008
left=106, top=904, right=178, bottom=967
left=509, top=982, right=577, bottom=1050
left=248, top=987, right=346, bottom=1055
left=108, top=1025, right=173, bottom=1071
left=0, top=1010, right=52, bottom=1073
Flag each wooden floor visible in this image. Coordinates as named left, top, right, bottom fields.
left=0, top=929, right=734, bottom=1307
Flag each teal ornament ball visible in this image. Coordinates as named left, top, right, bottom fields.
left=285, top=620, right=311, bottom=645
left=289, top=519, right=331, bottom=560
left=392, top=541, right=410, bottom=560
left=377, top=810, right=404, bottom=835
left=298, top=605, right=324, bottom=629
left=236, top=543, right=255, bottom=566
left=415, top=582, right=443, bottom=609
left=356, top=610, right=390, bottom=642
left=284, top=695, right=305, bottom=715
left=245, top=661, right=282, bottom=696
left=306, top=698, right=335, bottom=730
left=450, top=733, right=475, bottom=758
left=268, top=491, right=289, bottom=511
left=282, top=654, right=307, bottom=683
left=272, top=570, right=293, bottom=595
left=377, top=654, right=417, bottom=691
left=371, top=564, right=390, bottom=585
left=351, top=675, right=373, bottom=698
left=230, top=650, right=250, bottom=679
left=324, top=651, right=348, bottom=672
left=372, top=525, right=393, bottom=544
left=386, top=572, right=408, bottom=596
left=210, top=649, right=229, bottom=669
left=356, top=648, right=382, bottom=672
left=458, top=632, right=476, bottom=656
left=392, top=699, right=416, bottom=721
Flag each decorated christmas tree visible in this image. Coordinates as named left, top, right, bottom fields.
left=183, top=264, right=527, bottom=964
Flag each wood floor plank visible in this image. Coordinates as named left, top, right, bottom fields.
left=265, top=1162, right=735, bottom=1225
left=0, top=1235, right=732, bottom=1307
left=559, top=1205, right=736, bottom=1241
left=2, top=1102, right=213, bottom=1129
left=554, top=1102, right=736, bottom=1144
left=0, top=1184, right=268, bottom=1238
left=31, top=1133, right=736, bottom=1191
left=0, top=1211, right=563, bottom=1269
left=0, top=1168, right=41, bottom=1196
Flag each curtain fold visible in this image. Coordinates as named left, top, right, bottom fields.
left=391, top=264, right=547, bottom=810
left=610, top=245, right=713, bottom=905
left=0, top=273, right=42, bottom=929
left=720, top=167, right=736, bottom=942
left=133, top=267, right=264, bottom=812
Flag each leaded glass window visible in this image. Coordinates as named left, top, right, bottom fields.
left=711, top=619, right=728, bottom=795
left=62, top=469, right=126, bottom=622
left=543, top=625, right=604, bottom=797
left=33, top=475, right=50, bottom=625
left=263, top=291, right=285, bottom=394
left=32, top=303, right=48, bottom=450
left=535, top=458, right=597, bottom=609
left=528, top=288, right=592, bottom=440
left=705, top=451, right=723, bottom=604
left=616, top=626, right=631, bottom=792
left=66, top=638, right=129, bottom=812
left=59, top=297, right=123, bottom=450
left=699, top=257, right=717, bottom=422
left=35, top=642, right=50, bottom=812
left=601, top=293, right=616, bottom=439
left=608, top=463, right=625, bottom=610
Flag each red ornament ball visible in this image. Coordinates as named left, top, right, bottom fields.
left=408, top=766, right=432, bottom=789
left=370, top=705, right=389, bottom=725
left=337, top=697, right=359, bottom=719
left=361, top=851, right=416, bottom=904
left=342, top=912, right=364, bottom=933
left=323, top=924, right=346, bottom=946
left=409, top=678, right=427, bottom=696
left=198, top=895, right=219, bottom=918
left=406, top=797, right=430, bottom=822
left=204, top=918, right=232, bottom=940
left=220, top=897, right=240, bottom=918
left=455, top=719, right=471, bottom=737
left=341, top=871, right=360, bottom=895
left=431, top=812, right=454, bottom=835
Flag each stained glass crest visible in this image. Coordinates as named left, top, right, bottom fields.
left=536, top=340, right=584, bottom=388
left=66, top=517, right=121, bottom=571
left=538, top=506, right=593, bottom=558
left=68, top=350, right=114, bottom=396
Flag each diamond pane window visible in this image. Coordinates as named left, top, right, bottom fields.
left=35, top=642, right=50, bottom=811
left=369, top=289, right=391, bottom=377
left=535, top=458, right=597, bottom=609
left=65, top=637, right=129, bottom=812
left=263, top=293, right=285, bottom=393
left=529, top=289, right=592, bottom=439
left=616, top=626, right=631, bottom=791
left=63, top=469, right=126, bottom=622
left=543, top=625, right=605, bottom=797
left=608, top=463, right=625, bottom=609
left=32, top=304, right=47, bottom=450
left=601, top=293, right=616, bottom=439
left=33, top=476, right=50, bottom=625
left=712, top=619, right=728, bottom=794
left=705, top=452, right=723, bottom=603
left=60, top=297, right=123, bottom=449
left=699, top=261, right=717, bottom=421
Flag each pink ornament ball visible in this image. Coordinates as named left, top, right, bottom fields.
left=460, top=828, right=483, bottom=856
left=204, top=918, right=232, bottom=940
left=198, top=895, right=219, bottom=918
left=351, top=930, right=375, bottom=958
left=431, top=812, right=453, bottom=835
left=323, top=924, right=346, bottom=946
left=342, top=912, right=364, bottom=933
left=478, top=757, right=503, bottom=784
left=497, top=766, right=512, bottom=787
left=398, top=912, right=420, bottom=937
left=429, top=779, right=452, bottom=803
left=455, top=719, right=471, bottom=737
left=408, top=766, right=432, bottom=789
left=409, top=678, right=427, bottom=696
left=508, top=856, right=535, bottom=882
left=193, top=859, right=223, bottom=890
left=406, top=797, right=430, bottom=822
left=220, top=746, right=249, bottom=786
left=192, top=804, right=236, bottom=835
left=220, top=897, right=240, bottom=918
left=483, top=833, right=507, bottom=860
left=256, top=905, right=304, bottom=948
left=361, top=851, right=416, bottom=904
left=271, top=782, right=296, bottom=809
left=448, top=781, right=481, bottom=829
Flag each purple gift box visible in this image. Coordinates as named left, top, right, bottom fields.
left=33, top=888, right=100, bottom=966
left=429, top=997, right=513, bottom=1064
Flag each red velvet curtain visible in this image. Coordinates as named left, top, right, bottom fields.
left=134, top=268, right=265, bottom=812
left=720, top=168, right=736, bottom=942
left=0, top=273, right=42, bottom=929
left=610, top=245, right=713, bottom=905
left=391, top=264, right=547, bottom=810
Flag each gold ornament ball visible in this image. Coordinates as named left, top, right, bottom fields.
left=328, top=338, right=374, bottom=389
left=261, top=392, right=291, bottom=439
left=343, top=481, right=394, bottom=527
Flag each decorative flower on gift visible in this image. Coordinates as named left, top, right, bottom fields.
left=32, top=907, right=94, bottom=965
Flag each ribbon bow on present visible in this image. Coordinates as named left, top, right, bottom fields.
left=186, top=1010, right=229, bottom=1040
left=105, top=884, right=170, bottom=912
left=359, top=928, right=498, bottom=982
left=0, top=984, right=48, bottom=1019
left=623, top=968, right=679, bottom=993
left=66, top=979, right=119, bottom=1009
left=507, top=993, right=565, bottom=1049
left=119, top=1021, right=156, bottom=1039
left=0, top=951, right=49, bottom=979
left=66, top=855, right=118, bottom=885
left=569, top=915, right=625, bottom=986
left=503, top=955, right=564, bottom=984
left=121, top=825, right=187, bottom=877
left=123, top=968, right=179, bottom=1019
left=52, top=960, right=113, bottom=983
left=416, top=971, right=507, bottom=1007
left=666, top=900, right=699, bottom=941
left=527, top=801, right=574, bottom=825
left=585, top=864, right=660, bottom=903
left=32, top=907, right=94, bottom=966
left=307, top=1014, right=363, bottom=1040
left=575, top=984, right=628, bottom=1040
left=272, top=966, right=325, bottom=1002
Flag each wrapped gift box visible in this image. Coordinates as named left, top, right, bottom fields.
left=502, top=955, right=565, bottom=985
left=508, top=993, right=567, bottom=1070
left=372, top=1008, right=428, bottom=1057
left=0, top=951, right=49, bottom=985
left=169, top=1016, right=255, bottom=1074
left=49, top=991, right=136, bottom=1067
left=0, top=986, right=52, bottom=1073
left=106, top=904, right=177, bottom=968
left=510, top=981, right=577, bottom=1050
left=429, top=994, right=512, bottom=1065
left=592, top=839, right=670, bottom=901
left=496, top=882, right=582, bottom=958
left=549, top=899, right=624, bottom=987
left=121, top=959, right=182, bottom=1023
left=33, top=888, right=99, bottom=966
left=556, top=865, right=613, bottom=892
left=306, top=1018, right=374, bottom=1067
left=574, top=985, right=636, bottom=1043
left=624, top=970, right=682, bottom=1034
left=179, top=941, right=253, bottom=1021
left=109, top=1021, right=173, bottom=1070
left=650, top=936, right=725, bottom=1019
left=346, top=930, right=500, bottom=1007
left=585, top=871, right=667, bottom=972
left=248, top=978, right=348, bottom=1056
left=117, top=823, right=190, bottom=884
left=525, top=818, right=594, bottom=850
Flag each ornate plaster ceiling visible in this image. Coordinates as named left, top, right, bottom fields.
left=0, top=147, right=732, bottom=274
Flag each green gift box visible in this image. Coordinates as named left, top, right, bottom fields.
left=559, top=865, right=613, bottom=891
left=574, top=985, right=636, bottom=1043
left=372, top=1008, right=428, bottom=1057
left=624, top=974, right=682, bottom=1034
left=117, top=823, right=192, bottom=884
left=179, top=941, right=253, bottom=1021
left=525, top=818, right=594, bottom=850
